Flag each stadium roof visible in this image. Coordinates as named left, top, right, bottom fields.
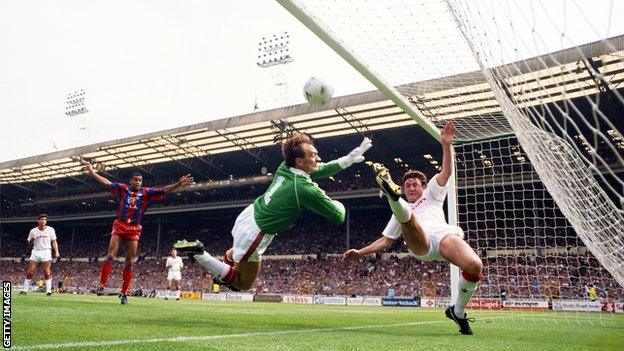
left=1, top=35, right=622, bottom=186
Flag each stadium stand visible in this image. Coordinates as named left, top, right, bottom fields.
left=1, top=56, right=622, bottom=308
left=1, top=255, right=622, bottom=300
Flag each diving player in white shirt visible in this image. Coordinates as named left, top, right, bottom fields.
left=20, top=214, right=60, bottom=296
left=165, top=248, right=184, bottom=300
left=344, top=122, right=483, bottom=335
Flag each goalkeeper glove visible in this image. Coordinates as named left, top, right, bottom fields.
left=338, top=137, right=373, bottom=168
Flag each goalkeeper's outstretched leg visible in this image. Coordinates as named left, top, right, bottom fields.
left=174, top=239, right=260, bottom=291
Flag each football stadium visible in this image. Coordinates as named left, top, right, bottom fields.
left=1, top=1, right=623, bottom=350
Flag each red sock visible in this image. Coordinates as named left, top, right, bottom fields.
left=121, top=267, right=132, bottom=295
left=223, top=250, right=234, bottom=267
left=461, top=270, right=483, bottom=282
left=222, top=267, right=239, bottom=285
left=99, top=260, right=114, bottom=287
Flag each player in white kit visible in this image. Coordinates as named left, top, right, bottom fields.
left=165, top=248, right=184, bottom=300
left=344, top=122, right=483, bottom=335
left=20, top=214, right=60, bottom=296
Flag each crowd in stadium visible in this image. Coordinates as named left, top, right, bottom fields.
left=2, top=253, right=622, bottom=300
left=2, top=144, right=622, bottom=304
left=0, top=209, right=581, bottom=259
left=5, top=208, right=620, bottom=303
left=0, top=162, right=382, bottom=219
left=4, top=202, right=621, bottom=301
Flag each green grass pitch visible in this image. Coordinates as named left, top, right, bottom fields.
left=9, top=293, right=624, bottom=350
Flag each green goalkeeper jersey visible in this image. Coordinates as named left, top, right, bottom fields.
left=253, top=161, right=345, bottom=234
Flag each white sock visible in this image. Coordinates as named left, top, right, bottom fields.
left=176, top=290, right=181, bottom=299
left=166, top=290, right=170, bottom=298
left=194, top=251, right=230, bottom=278
left=387, top=197, right=411, bottom=223
left=45, top=278, right=52, bottom=293
left=454, top=275, right=478, bottom=317
left=23, top=278, right=31, bottom=292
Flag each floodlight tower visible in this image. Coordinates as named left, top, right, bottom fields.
left=65, top=89, right=94, bottom=144
left=256, top=32, right=294, bottom=109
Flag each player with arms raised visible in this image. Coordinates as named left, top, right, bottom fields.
left=84, top=162, right=194, bottom=304
left=175, top=134, right=372, bottom=292
left=165, top=248, right=184, bottom=300
left=20, top=214, right=60, bottom=296
left=344, top=122, right=483, bottom=335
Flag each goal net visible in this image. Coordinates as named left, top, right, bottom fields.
left=278, top=0, right=624, bottom=317
left=456, top=136, right=623, bottom=318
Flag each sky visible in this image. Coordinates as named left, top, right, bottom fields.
left=0, top=0, right=621, bottom=163
left=0, top=1, right=375, bottom=163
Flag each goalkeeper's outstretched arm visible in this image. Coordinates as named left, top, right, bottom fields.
left=311, top=137, right=372, bottom=179
left=299, top=179, right=346, bottom=225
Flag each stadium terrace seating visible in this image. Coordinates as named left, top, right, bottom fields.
left=1, top=255, right=621, bottom=300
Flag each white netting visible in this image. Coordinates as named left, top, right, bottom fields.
left=281, top=0, right=513, bottom=141
left=279, top=0, right=624, bottom=309
left=457, top=137, right=623, bottom=315
left=444, top=0, right=624, bottom=287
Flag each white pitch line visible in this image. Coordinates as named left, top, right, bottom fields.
left=11, top=319, right=464, bottom=350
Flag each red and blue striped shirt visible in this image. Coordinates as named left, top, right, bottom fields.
left=109, top=183, right=166, bottom=225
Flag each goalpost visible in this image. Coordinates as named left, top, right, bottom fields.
left=278, top=0, right=624, bottom=317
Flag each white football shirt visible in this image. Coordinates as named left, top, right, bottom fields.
left=166, top=256, right=184, bottom=273
left=382, top=174, right=448, bottom=240
left=27, top=226, right=57, bottom=250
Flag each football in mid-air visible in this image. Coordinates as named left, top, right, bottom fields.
left=303, top=77, right=333, bottom=106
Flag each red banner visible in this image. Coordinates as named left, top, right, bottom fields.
left=467, top=298, right=501, bottom=310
